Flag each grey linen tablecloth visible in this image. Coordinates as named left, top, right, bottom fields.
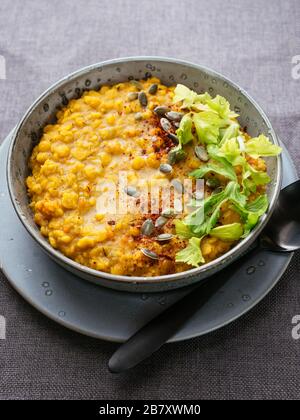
left=0, top=0, right=300, bottom=400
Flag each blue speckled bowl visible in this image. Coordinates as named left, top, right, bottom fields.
left=6, top=57, right=282, bottom=292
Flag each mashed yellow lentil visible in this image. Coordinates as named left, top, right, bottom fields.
left=26, top=78, right=266, bottom=276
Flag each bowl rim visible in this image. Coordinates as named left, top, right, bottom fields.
left=7, top=56, right=282, bottom=285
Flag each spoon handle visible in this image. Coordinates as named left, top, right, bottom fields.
left=108, top=256, right=245, bottom=373
left=108, top=281, right=211, bottom=373
left=108, top=245, right=263, bottom=374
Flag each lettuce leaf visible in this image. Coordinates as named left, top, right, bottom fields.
left=188, top=93, right=214, bottom=112
left=173, top=84, right=213, bottom=110
left=232, top=194, right=269, bottom=236
left=173, top=84, right=198, bottom=108
left=185, top=182, right=243, bottom=233
left=193, top=112, right=222, bottom=144
left=206, top=95, right=238, bottom=119
left=173, top=84, right=238, bottom=120
left=175, top=237, right=205, bottom=267
left=207, top=143, right=246, bottom=166
left=219, top=138, right=243, bottom=164
left=245, top=134, right=282, bottom=158
left=171, top=84, right=279, bottom=255
left=227, top=181, right=247, bottom=207
left=197, top=182, right=245, bottom=235
left=190, top=161, right=237, bottom=181
left=208, top=140, right=245, bottom=166
left=249, top=168, right=270, bottom=185
left=245, top=194, right=269, bottom=213
left=175, top=182, right=269, bottom=265
left=205, top=201, right=224, bottom=232
left=184, top=204, right=206, bottom=230
left=175, top=219, right=194, bottom=239
left=242, top=162, right=271, bottom=194
left=210, top=223, right=243, bottom=241
left=219, top=122, right=240, bottom=146
left=176, top=114, right=194, bottom=145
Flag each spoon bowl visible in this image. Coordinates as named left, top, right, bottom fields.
left=262, top=180, right=300, bottom=252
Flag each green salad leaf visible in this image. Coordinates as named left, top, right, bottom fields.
left=232, top=194, right=269, bottom=237
left=208, top=140, right=245, bottom=166
left=173, top=84, right=198, bottom=108
left=245, top=134, right=282, bottom=158
left=185, top=181, right=242, bottom=232
left=245, top=194, right=269, bottom=213
left=219, top=122, right=240, bottom=146
left=226, top=181, right=247, bottom=207
left=206, top=95, right=238, bottom=119
left=193, top=112, right=221, bottom=144
left=210, top=223, right=244, bottom=241
left=175, top=237, right=205, bottom=267
left=176, top=114, right=194, bottom=145
left=175, top=219, right=194, bottom=239
left=171, top=84, right=281, bottom=266
left=175, top=183, right=268, bottom=266
left=219, top=137, right=244, bottom=164
left=242, top=162, right=271, bottom=195
left=190, top=161, right=237, bottom=182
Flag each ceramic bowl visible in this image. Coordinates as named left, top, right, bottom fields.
left=7, top=57, right=282, bottom=292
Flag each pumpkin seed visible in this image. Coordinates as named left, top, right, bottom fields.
left=138, top=91, right=148, bottom=107
left=167, top=133, right=179, bottom=144
left=161, top=208, right=175, bottom=218
left=206, top=178, right=220, bottom=189
left=125, top=186, right=140, bottom=197
left=212, top=186, right=223, bottom=195
left=171, top=179, right=184, bottom=193
left=160, top=117, right=172, bottom=132
left=159, top=163, right=173, bottom=174
left=134, top=112, right=143, bottom=121
left=156, top=233, right=173, bottom=242
left=195, top=145, right=209, bottom=162
left=127, top=92, right=138, bottom=101
left=153, top=106, right=170, bottom=116
left=165, top=111, right=184, bottom=122
left=155, top=216, right=168, bottom=228
left=148, top=84, right=158, bottom=94
left=168, top=147, right=186, bottom=165
left=141, top=248, right=159, bottom=260
left=173, top=121, right=181, bottom=128
left=130, top=80, right=143, bottom=90
left=141, top=219, right=154, bottom=236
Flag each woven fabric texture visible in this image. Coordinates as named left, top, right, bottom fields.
left=0, top=0, right=299, bottom=400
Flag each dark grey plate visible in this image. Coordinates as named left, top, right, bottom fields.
left=0, top=132, right=296, bottom=342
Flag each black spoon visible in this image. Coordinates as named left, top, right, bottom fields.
left=108, top=180, right=300, bottom=373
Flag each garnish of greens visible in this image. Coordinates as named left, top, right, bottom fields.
left=170, top=84, right=282, bottom=267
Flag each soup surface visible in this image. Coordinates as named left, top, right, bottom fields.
left=26, top=78, right=280, bottom=276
